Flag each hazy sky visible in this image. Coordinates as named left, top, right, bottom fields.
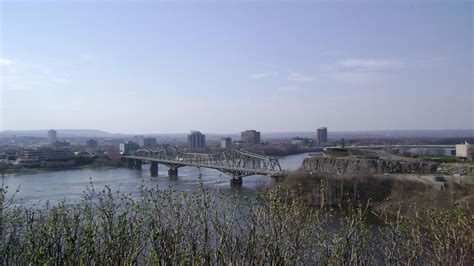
left=0, top=1, right=472, bottom=134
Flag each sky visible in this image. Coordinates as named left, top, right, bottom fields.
left=0, top=0, right=472, bottom=134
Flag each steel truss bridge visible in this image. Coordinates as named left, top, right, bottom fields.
left=122, top=148, right=283, bottom=184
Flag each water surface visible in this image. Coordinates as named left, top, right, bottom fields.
left=3, top=153, right=310, bottom=206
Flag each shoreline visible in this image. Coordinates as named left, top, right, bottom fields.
left=1, top=152, right=310, bottom=177
left=0, top=164, right=119, bottom=176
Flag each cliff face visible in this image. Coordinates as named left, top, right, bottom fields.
left=302, top=156, right=438, bottom=175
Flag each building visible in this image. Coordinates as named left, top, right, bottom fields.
left=119, top=141, right=140, bottom=155
left=86, top=139, right=98, bottom=150
left=143, top=137, right=157, bottom=149
left=47, top=149, right=74, bottom=161
left=52, top=140, right=70, bottom=149
left=291, top=137, right=313, bottom=147
left=104, top=144, right=121, bottom=159
left=241, top=130, right=261, bottom=145
left=221, top=137, right=232, bottom=148
left=456, top=142, right=474, bottom=161
left=15, top=148, right=73, bottom=167
left=317, top=127, right=328, bottom=146
left=188, top=131, right=206, bottom=150
left=48, top=130, right=57, bottom=144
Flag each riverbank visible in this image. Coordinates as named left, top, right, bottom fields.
left=246, top=146, right=321, bottom=157
left=274, top=168, right=474, bottom=216
left=0, top=163, right=119, bottom=176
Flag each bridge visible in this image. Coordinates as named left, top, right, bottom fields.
left=122, top=148, right=283, bottom=185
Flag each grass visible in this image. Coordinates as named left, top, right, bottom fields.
left=419, top=155, right=472, bottom=163
left=324, top=148, right=350, bottom=157
left=0, top=168, right=47, bottom=175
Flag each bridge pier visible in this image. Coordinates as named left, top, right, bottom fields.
left=150, top=162, right=158, bottom=177
left=230, top=177, right=243, bottom=186
left=168, top=166, right=178, bottom=178
left=134, top=159, right=142, bottom=170
left=122, top=148, right=283, bottom=182
left=127, top=158, right=135, bottom=169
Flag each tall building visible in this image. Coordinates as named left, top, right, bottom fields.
left=119, top=141, right=140, bottom=155
left=143, top=137, right=157, bottom=149
left=86, top=139, right=98, bottom=150
left=221, top=137, right=232, bottom=148
left=241, top=130, right=261, bottom=144
left=48, top=130, right=57, bottom=144
left=188, top=131, right=206, bottom=150
left=317, top=127, right=328, bottom=146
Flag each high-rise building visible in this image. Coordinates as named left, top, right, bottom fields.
left=48, top=130, right=57, bottom=144
left=221, top=137, right=232, bottom=148
left=119, top=141, right=140, bottom=155
left=86, top=139, right=98, bottom=150
left=241, top=130, right=261, bottom=144
left=317, top=127, right=328, bottom=146
left=188, top=131, right=206, bottom=150
left=143, top=137, right=157, bottom=149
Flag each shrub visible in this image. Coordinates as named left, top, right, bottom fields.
left=0, top=178, right=472, bottom=264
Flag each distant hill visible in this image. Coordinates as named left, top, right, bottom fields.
left=330, top=129, right=474, bottom=139
left=0, top=129, right=472, bottom=140
left=263, top=129, right=474, bottom=140
left=0, top=129, right=126, bottom=138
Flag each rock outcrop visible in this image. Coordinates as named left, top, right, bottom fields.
left=302, top=156, right=438, bottom=175
left=436, top=164, right=474, bottom=176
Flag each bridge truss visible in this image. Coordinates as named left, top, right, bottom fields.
left=124, top=148, right=283, bottom=179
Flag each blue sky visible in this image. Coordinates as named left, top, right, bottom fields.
left=0, top=1, right=472, bottom=133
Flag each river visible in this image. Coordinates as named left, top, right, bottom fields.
left=2, top=153, right=310, bottom=206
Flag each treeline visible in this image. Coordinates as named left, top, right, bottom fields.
left=245, top=144, right=318, bottom=156
left=344, top=136, right=474, bottom=146
left=0, top=180, right=472, bottom=264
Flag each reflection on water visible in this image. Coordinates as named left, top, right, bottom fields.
left=3, top=153, right=310, bottom=206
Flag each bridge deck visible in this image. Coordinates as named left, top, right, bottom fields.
left=122, top=148, right=284, bottom=178
left=123, top=155, right=283, bottom=176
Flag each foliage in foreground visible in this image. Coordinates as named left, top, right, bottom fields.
left=0, top=180, right=472, bottom=265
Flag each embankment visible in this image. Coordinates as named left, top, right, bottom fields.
left=302, top=156, right=438, bottom=175
left=279, top=156, right=474, bottom=212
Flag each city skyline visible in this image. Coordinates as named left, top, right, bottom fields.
left=1, top=1, right=473, bottom=133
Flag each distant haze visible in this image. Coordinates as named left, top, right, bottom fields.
left=1, top=129, right=473, bottom=141
left=0, top=2, right=472, bottom=133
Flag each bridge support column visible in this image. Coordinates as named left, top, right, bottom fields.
left=127, top=158, right=135, bottom=169
left=134, top=159, right=142, bottom=170
left=150, top=162, right=158, bottom=177
left=168, top=167, right=178, bottom=178
left=230, top=177, right=242, bottom=186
